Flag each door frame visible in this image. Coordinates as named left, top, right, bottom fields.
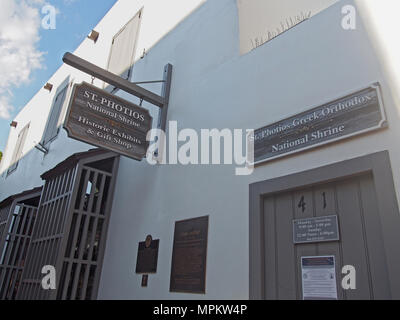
left=249, top=150, right=400, bottom=299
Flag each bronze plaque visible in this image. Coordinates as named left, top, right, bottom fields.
left=170, top=216, right=209, bottom=294
left=253, top=84, right=387, bottom=164
left=64, top=82, right=152, bottom=161
left=135, top=238, right=159, bottom=274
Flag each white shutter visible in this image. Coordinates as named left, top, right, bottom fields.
left=42, top=85, right=68, bottom=145
left=8, top=123, right=30, bottom=174
left=107, top=10, right=141, bottom=80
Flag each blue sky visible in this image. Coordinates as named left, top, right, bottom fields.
left=0, top=0, right=117, bottom=153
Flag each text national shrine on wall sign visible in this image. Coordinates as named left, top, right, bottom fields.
left=64, top=82, right=153, bottom=161
left=253, top=84, right=387, bottom=165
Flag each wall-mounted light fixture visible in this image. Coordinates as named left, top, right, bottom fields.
left=44, top=83, right=53, bottom=92
left=10, top=121, right=18, bottom=128
left=87, top=30, right=100, bottom=43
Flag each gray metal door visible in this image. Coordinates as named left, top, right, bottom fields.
left=250, top=152, right=400, bottom=300
left=263, top=172, right=390, bottom=299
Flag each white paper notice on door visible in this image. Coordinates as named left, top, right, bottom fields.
left=301, top=256, right=338, bottom=300
left=236, top=0, right=339, bottom=55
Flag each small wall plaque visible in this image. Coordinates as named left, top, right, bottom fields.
left=135, top=235, right=159, bottom=274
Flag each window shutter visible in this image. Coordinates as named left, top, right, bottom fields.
left=8, top=123, right=30, bottom=174
left=107, top=11, right=141, bottom=80
left=42, top=86, right=68, bottom=145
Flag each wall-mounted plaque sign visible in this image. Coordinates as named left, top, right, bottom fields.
left=293, top=215, right=339, bottom=244
left=253, top=84, right=387, bottom=164
left=64, top=82, right=152, bottom=161
left=170, top=216, right=209, bottom=294
left=135, top=236, right=159, bottom=274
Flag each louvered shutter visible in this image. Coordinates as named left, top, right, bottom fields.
left=107, top=10, right=141, bottom=80
left=42, top=85, right=68, bottom=145
left=7, top=123, right=30, bottom=174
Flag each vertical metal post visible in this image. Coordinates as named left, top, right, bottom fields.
left=158, top=64, right=173, bottom=133
left=154, top=64, right=173, bottom=161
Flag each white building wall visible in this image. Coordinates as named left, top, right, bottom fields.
left=1, top=0, right=400, bottom=300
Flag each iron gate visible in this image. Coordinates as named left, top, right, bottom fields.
left=0, top=188, right=42, bottom=300
left=17, top=149, right=119, bottom=300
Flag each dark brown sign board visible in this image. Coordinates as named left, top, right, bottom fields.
left=170, top=216, right=209, bottom=294
left=64, top=82, right=152, bottom=161
left=253, top=84, right=387, bottom=165
left=136, top=239, right=159, bottom=274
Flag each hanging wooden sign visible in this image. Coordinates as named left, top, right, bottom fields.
left=64, top=82, right=152, bottom=161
